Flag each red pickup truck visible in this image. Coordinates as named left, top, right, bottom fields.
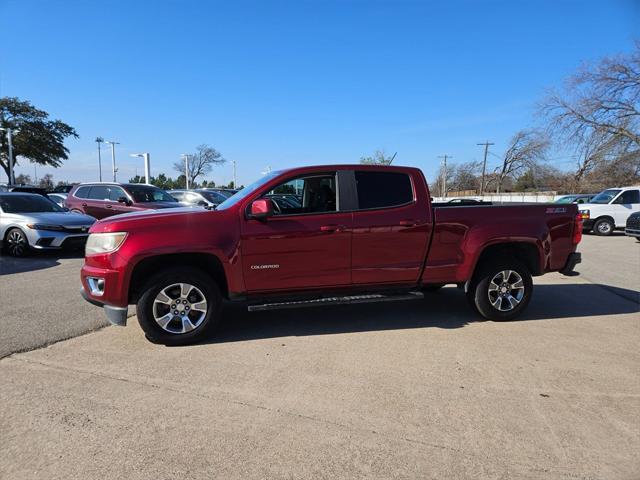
left=80, top=165, right=582, bottom=344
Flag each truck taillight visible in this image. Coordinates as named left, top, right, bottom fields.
left=573, top=212, right=583, bottom=244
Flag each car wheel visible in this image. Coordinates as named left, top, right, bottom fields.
left=4, top=228, right=30, bottom=257
left=136, top=267, right=222, bottom=345
left=593, top=218, right=614, bottom=236
left=467, top=260, right=533, bottom=321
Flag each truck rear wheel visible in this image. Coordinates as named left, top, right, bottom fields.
left=136, top=267, right=222, bottom=345
left=467, top=260, right=532, bottom=321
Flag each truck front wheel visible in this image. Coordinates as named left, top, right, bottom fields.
left=467, top=261, right=533, bottom=321
left=136, top=267, right=222, bottom=345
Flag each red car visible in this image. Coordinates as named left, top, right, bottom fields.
left=65, top=182, right=181, bottom=219
left=80, top=165, right=582, bottom=344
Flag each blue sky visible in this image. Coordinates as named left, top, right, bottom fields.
left=1, top=0, right=638, bottom=186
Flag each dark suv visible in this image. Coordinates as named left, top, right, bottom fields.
left=66, top=183, right=181, bottom=219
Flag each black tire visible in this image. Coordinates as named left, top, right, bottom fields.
left=466, top=260, right=533, bottom=321
left=423, top=283, right=445, bottom=292
left=593, top=218, right=614, bottom=236
left=136, top=267, right=222, bottom=345
left=4, top=228, right=30, bottom=257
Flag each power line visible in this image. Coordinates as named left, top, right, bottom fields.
left=477, top=141, right=494, bottom=195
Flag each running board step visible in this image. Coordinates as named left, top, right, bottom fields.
left=247, top=291, right=424, bottom=312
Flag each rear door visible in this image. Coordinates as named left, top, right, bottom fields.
left=240, top=171, right=352, bottom=292
left=611, top=189, right=640, bottom=226
left=351, top=170, right=432, bottom=285
left=84, top=186, right=111, bottom=218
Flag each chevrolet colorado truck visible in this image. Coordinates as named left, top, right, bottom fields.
left=80, top=165, right=583, bottom=345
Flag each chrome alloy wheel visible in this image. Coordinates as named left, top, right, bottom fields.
left=487, top=270, right=525, bottom=312
left=6, top=229, right=28, bottom=257
left=152, top=283, right=208, bottom=334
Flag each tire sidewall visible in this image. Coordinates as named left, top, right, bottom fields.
left=136, top=268, right=222, bottom=345
left=469, top=261, right=533, bottom=321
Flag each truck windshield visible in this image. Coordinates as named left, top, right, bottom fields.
left=216, top=171, right=280, bottom=210
left=590, top=189, right=621, bottom=204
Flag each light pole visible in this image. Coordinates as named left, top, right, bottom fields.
left=96, top=137, right=104, bottom=181
left=105, top=140, right=120, bottom=181
left=130, top=153, right=151, bottom=184
left=181, top=154, right=190, bottom=189
left=232, top=159, right=237, bottom=188
left=0, top=127, right=18, bottom=185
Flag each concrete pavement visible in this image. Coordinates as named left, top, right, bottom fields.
left=0, top=236, right=638, bottom=479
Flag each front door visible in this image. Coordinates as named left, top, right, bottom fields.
left=240, top=172, right=352, bottom=292
left=611, top=189, right=640, bottom=226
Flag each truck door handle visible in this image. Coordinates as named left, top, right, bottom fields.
left=399, top=220, right=417, bottom=226
left=320, top=225, right=345, bottom=232
left=106, top=205, right=112, bottom=209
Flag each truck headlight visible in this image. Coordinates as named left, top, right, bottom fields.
left=579, top=209, right=590, bottom=219
left=85, top=232, right=127, bottom=256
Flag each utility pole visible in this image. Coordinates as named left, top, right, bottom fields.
left=437, top=154, right=452, bottom=198
left=96, top=137, right=104, bottom=182
left=0, top=127, right=17, bottom=184
left=232, top=159, right=237, bottom=188
left=477, top=141, right=494, bottom=195
left=105, top=140, right=120, bottom=182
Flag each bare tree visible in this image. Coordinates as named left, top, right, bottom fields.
left=540, top=44, right=640, bottom=190
left=360, top=149, right=396, bottom=165
left=38, top=173, right=54, bottom=190
left=173, top=144, right=226, bottom=186
left=450, top=161, right=482, bottom=192
left=494, top=130, right=549, bottom=193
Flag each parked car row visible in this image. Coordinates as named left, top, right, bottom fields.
left=578, top=186, right=640, bottom=236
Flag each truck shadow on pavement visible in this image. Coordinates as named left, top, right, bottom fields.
left=0, top=251, right=84, bottom=275
left=198, top=283, right=639, bottom=345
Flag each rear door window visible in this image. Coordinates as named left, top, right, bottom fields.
left=88, top=186, right=110, bottom=200
left=355, top=171, right=413, bottom=210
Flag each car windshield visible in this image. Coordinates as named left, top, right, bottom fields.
left=198, top=190, right=228, bottom=203
left=0, top=194, right=64, bottom=213
left=554, top=196, right=575, bottom=204
left=216, top=172, right=280, bottom=210
left=125, top=185, right=177, bottom=203
left=590, top=189, right=621, bottom=204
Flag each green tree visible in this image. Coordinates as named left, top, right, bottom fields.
left=0, top=97, right=78, bottom=182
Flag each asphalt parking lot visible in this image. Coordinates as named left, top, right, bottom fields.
left=1, top=233, right=638, bottom=479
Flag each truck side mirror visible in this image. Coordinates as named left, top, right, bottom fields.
left=118, top=196, right=132, bottom=206
left=249, top=198, right=274, bottom=220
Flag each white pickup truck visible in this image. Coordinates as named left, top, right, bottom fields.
left=579, top=186, right=640, bottom=236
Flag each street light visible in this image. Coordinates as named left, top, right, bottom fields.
left=0, top=127, right=19, bottom=185
left=181, top=154, right=190, bottom=189
left=95, top=137, right=104, bottom=182
left=130, top=153, right=151, bottom=184
left=104, top=140, right=120, bottom=182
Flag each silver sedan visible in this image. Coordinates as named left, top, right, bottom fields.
left=0, top=193, right=96, bottom=257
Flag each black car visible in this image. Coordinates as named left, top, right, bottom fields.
left=625, top=211, right=640, bottom=241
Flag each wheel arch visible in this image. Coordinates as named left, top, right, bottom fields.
left=128, top=252, right=229, bottom=303
left=472, top=241, right=542, bottom=280
left=594, top=215, right=616, bottom=227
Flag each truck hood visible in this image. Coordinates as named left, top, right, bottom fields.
left=90, top=206, right=216, bottom=233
